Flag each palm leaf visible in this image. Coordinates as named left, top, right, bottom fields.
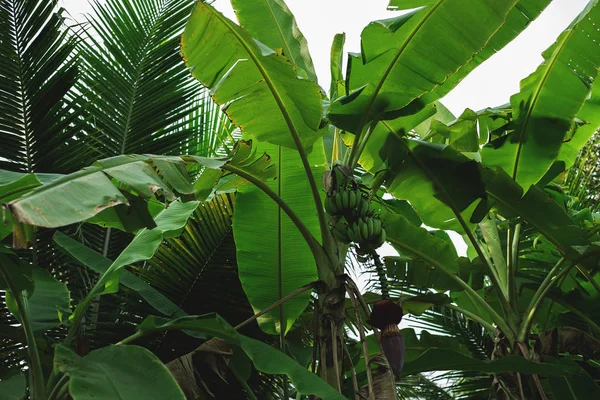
left=0, top=0, right=81, bottom=173
left=77, top=0, right=203, bottom=159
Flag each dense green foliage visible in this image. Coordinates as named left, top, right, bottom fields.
left=1, top=0, right=600, bottom=399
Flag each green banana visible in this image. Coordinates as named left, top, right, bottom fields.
left=370, top=228, right=386, bottom=248
left=342, top=190, right=350, bottom=210
left=325, top=196, right=334, bottom=215
left=358, top=197, right=368, bottom=217
left=347, top=223, right=359, bottom=243
left=360, top=220, right=369, bottom=242
left=335, top=191, right=344, bottom=212
left=348, top=190, right=357, bottom=210
left=373, top=218, right=381, bottom=236
left=367, top=217, right=374, bottom=238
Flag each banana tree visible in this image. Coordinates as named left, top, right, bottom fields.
left=3, top=0, right=600, bottom=399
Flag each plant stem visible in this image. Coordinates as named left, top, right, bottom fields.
left=48, top=375, right=69, bottom=400
left=0, top=256, right=47, bottom=400
left=345, top=277, right=371, bottom=318
left=444, top=303, right=496, bottom=336
left=348, top=121, right=377, bottom=168
left=518, top=257, right=568, bottom=342
left=343, top=344, right=360, bottom=400
left=330, top=319, right=341, bottom=391
left=576, top=265, right=600, bottom=293
left=347, top=286, right=374, bottom=398
left=509, top=223, right=521, bottom=310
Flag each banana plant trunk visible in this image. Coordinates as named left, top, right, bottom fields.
left=315, top=274, right=397, bottom=399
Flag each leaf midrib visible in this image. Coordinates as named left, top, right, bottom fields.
left=358, top=0, right=445, bottom=132
left=205, top=4, right=305, bottom=149
left=117, top=0, right=168, bottom=155
left=511, top=27, right=575, bottom=181
left=8, top=0, right=34, bottom=172
left=262, top=0, right=295, bottom=67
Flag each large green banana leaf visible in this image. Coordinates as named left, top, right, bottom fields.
left=66, top=200, right=199, bottom=339
left=5, top=141, right=273, bottom=229
left=483, top=0, right=600, bottom=189
left=181, top=2, right=323, bottom=151
left=387, top=0, right=551, bottom=103
left=54, top=344, right=186, bottom=400
left=329, top=0, right=522, bottom=133
left=387, top=139, right=485, bottom=233
left=5, top=267, right=70, bottom=332
left=230, top=0, right=317, bottom=82
left=383, top=212, right=460, bottom=275
left=53, top=231, right=185, bottom=318
left=558, top=85, right=600, bottom=169
left=233, top=142, right=325, bottom=335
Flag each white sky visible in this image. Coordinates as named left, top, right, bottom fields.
left=61, top=0, right=590, bottom=115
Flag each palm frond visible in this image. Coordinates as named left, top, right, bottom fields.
left=405, top=306, right=494, bottom=399
left=566, top=130, right=600, bottom=212
left=0, top=0, right=80, bottom=173
left=76, top=0, right=207, bottom=159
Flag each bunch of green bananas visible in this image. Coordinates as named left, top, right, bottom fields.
left=347, top=216, right=386, bottom=249
left=324, top=187, right=360, bottom=216
left=324, top=163, right=386, bottom=250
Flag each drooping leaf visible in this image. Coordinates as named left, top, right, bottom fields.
left=0, top=250, right=33, bottom=294
left=329, top=0, right=522, bottom=133
left=0, top=170, right=63, bottom=239
left=181, top=1, right=323, bottom=150
left=384, top=138, right=485, bottom=232
left=53, top=344, right=185, bottom=400
left=481, top=166, right=589, bottom=255
left=134, top=314, right=347, bottom=400
left=431, top=109, right=479, bottom=152
left=53, top=232, right=185, bottom=318
left=559, top=85, right=600, bottom=169
left=340, top=105, right=436, bottom=173
left=68, top=200, right=199, bottom=332
left=384, top=212, right=460, bottom=276
left=546, top=357, right=600, bottom=399
left=387, top=0, right=552, bottom=102
left=230, top=0, right=317, bottom=82
left=233, top=142, right=325, bottom=334
left=402, top=293, right=452, bottom=316
left=5, top=142, right=272, bottom=229
left=330, top=33, right=346, bottom=100
left=6, top=267, right=70, bottom=332
left=0, top=372, right=25, bottom=400
left=482, top=0, right=600, bottom=189
left=413, top=101, right=456, bottom=138
left=403, top=348, right=577, bottom=376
